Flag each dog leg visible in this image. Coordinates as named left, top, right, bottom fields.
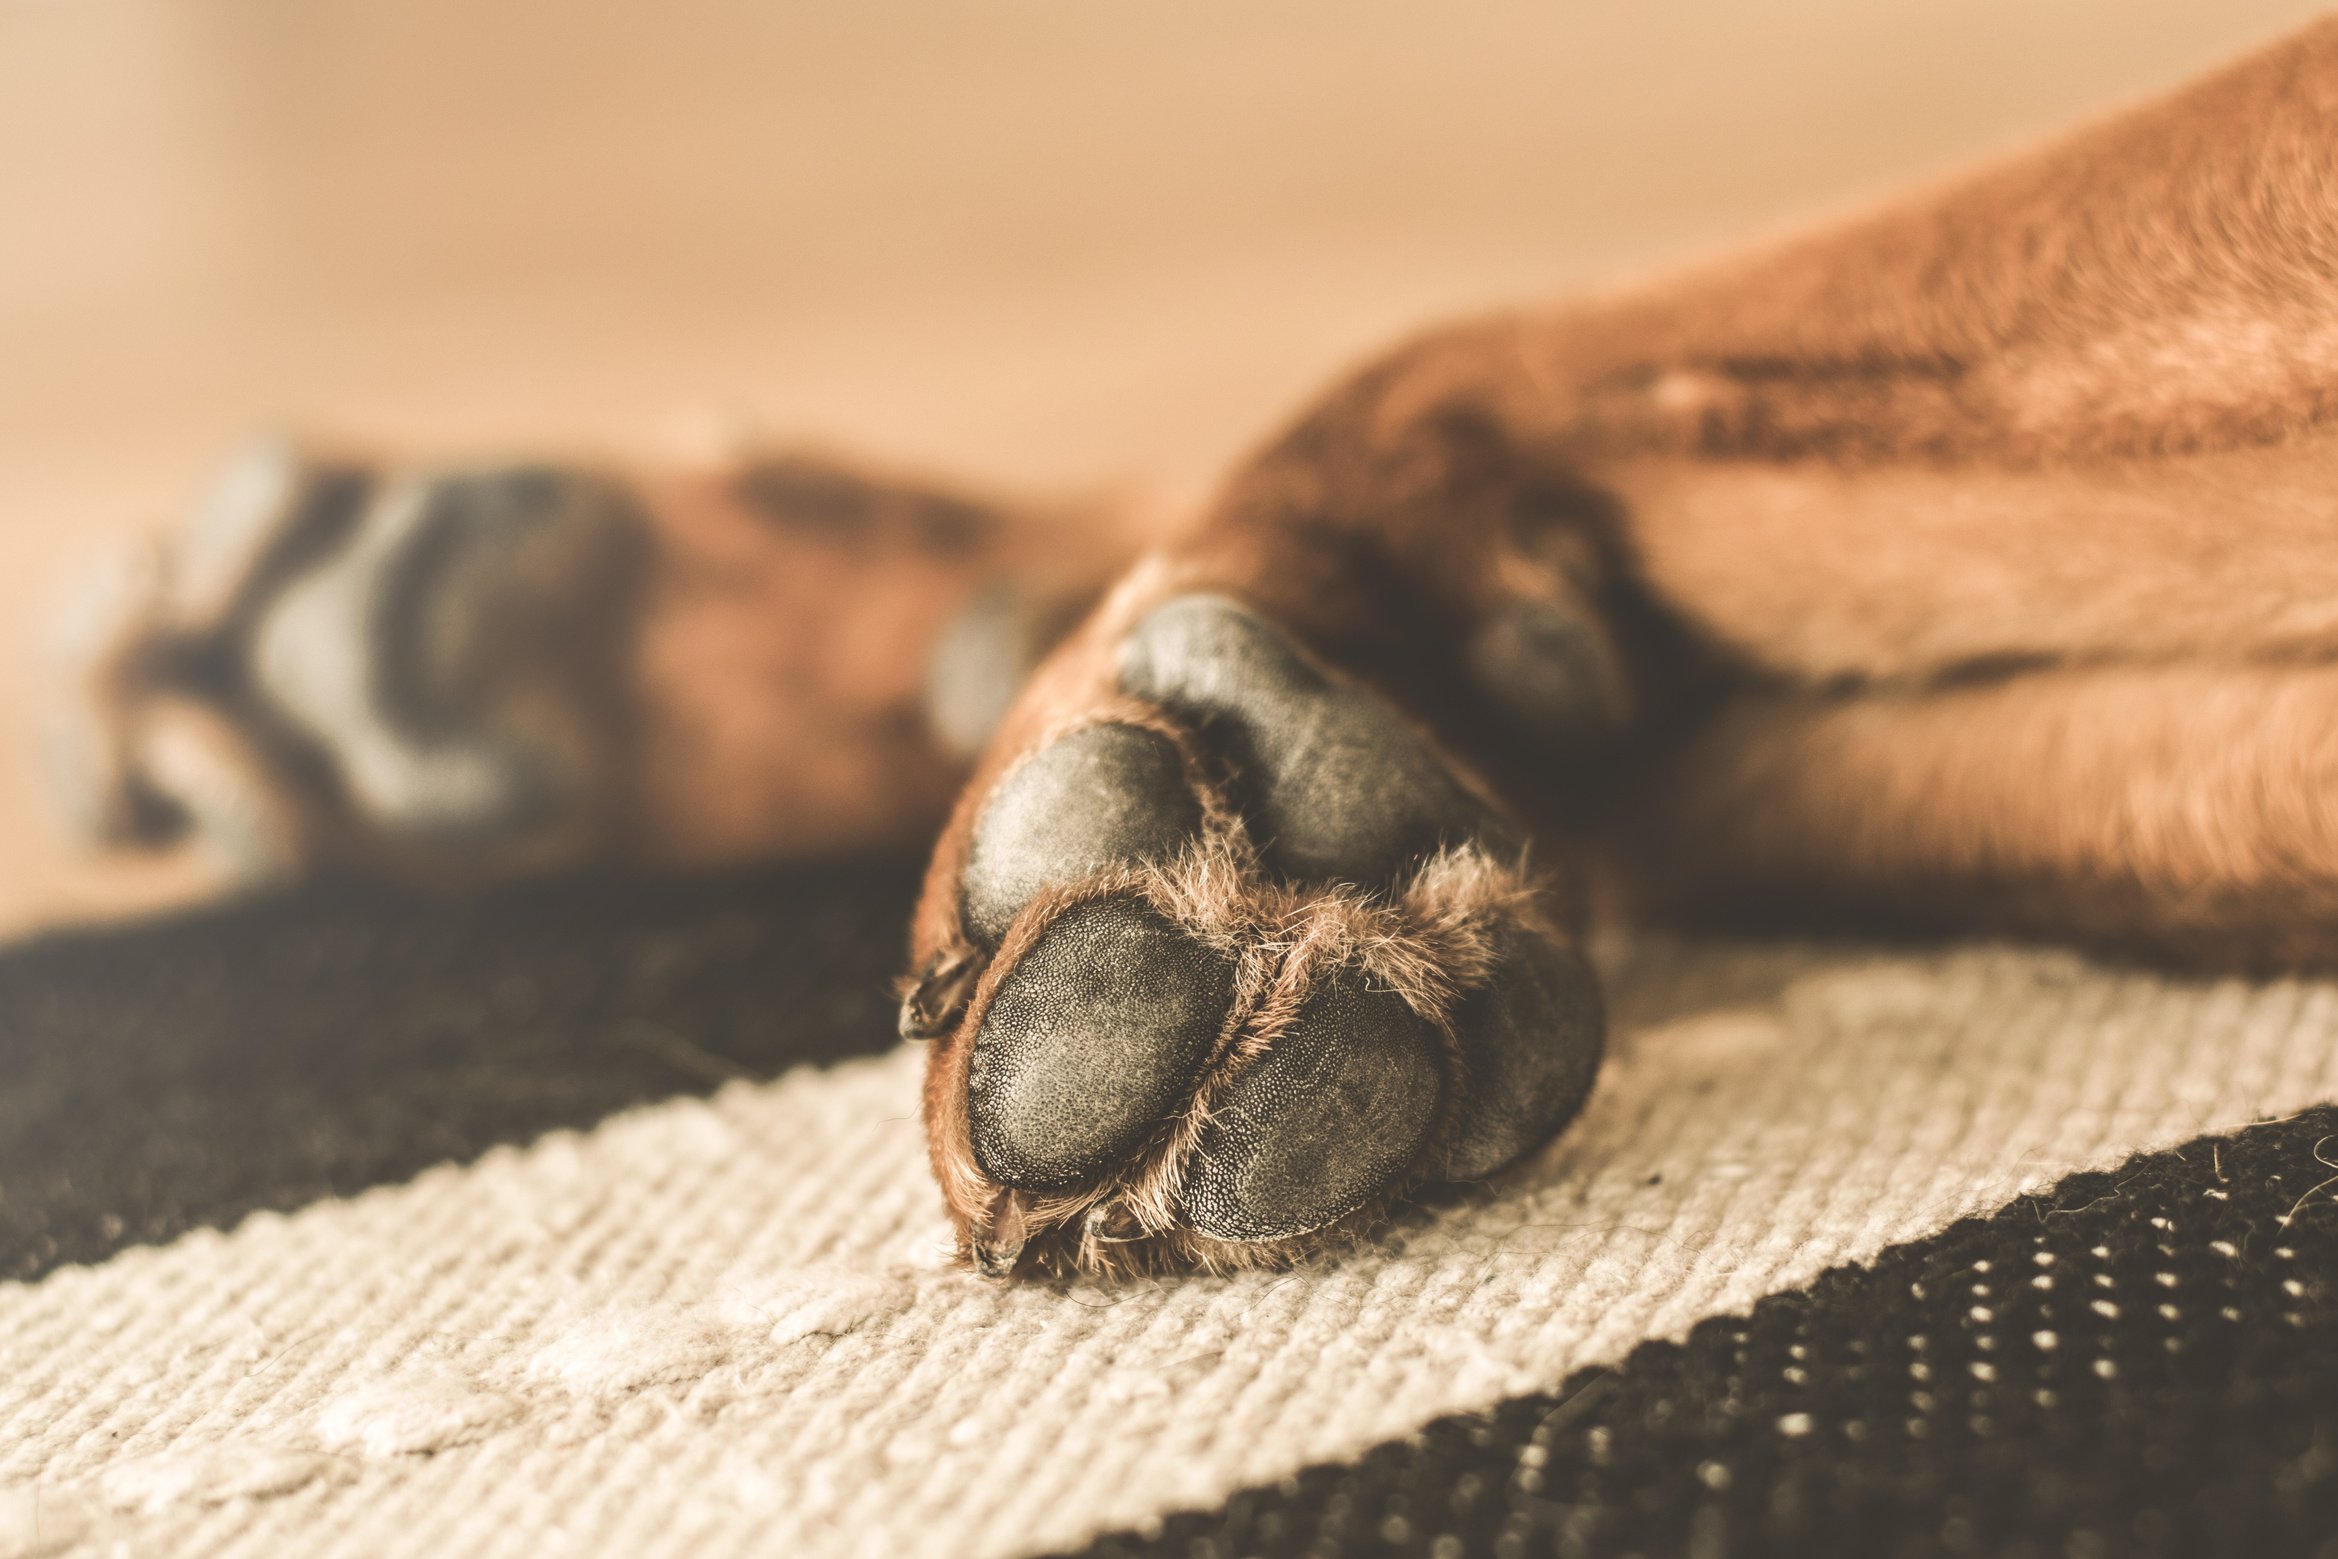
left=914, top=19, right=2338, bottom=1273
left=51, top=438, right=1134, bottom=883
left=1615, top=661, right=2338, bottom=971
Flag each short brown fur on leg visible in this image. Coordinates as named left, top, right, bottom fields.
left=912, top=20, right=2338, bottom=1277
left=67, top=442, right=1136, bottom=885
left=1184, top=18, right=2338, bottom=694
left=1160, top=19, right=2338, bottom=967
left=605, top=451, right=1133, bottom=866
left=1615, top=660, right=2338, bottom=973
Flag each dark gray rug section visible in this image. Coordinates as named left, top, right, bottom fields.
left=0, top=859, right=917, bottom=1282
left=9, top=869, right=2337, bottom=1555
left=1072, top=1108, right=2338, bottom=1559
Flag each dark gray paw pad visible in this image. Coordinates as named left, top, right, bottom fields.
left=1184, top=973, right=1443, bottom=1242
left=969, top=896, right=1238, bottom=1190
left=1117, top=594, right=1516, bottom=887
left=959, top=722, right=1204, bottom=946
left=1439, top=932, right=1605, bottom=1181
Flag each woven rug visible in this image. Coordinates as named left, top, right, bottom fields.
left=1, top=862, right=2334, bottom=1557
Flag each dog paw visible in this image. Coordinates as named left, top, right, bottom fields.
left=916, top=593, right=1604, bottom=1277
left=251, top=462, right=649, bottom=852
left=49, top=439, right=1108, bottom=883
left=44, top=438, right=652, bottom=879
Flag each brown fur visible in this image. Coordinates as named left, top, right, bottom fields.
left=71, top=444, right=1132, bottom=885
left=81, top=22, right=2338, bottom=1276
left=1617, top=662, right=2338, bottom=970
left=599, top=453, right=1131, bottom=865
left=1132, top=17, right=2338, bottom=967
left=900, top=20, right=2338, bottom=1272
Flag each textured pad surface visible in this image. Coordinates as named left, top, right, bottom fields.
left=1118, top=595, right=1515, bottom=887
left=1440, top=931, right=1605, bottom=1180
left=960, top=723, right=1204, bottom=946
left=1184, top=973, right=1443, bottom=1241
left=969, top=897, right=1238, bottom=1189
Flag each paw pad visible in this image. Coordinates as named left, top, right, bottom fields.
left=959, top=722, right=1205, bottom=946
left=1185, top=971, right=1444, bottom=1241
left=968, top=895, right=1236, bottom=1189
left=1119, top=594, right=1520, bottom=885
left=252, top=465, right=645, bottom=845
left=1442, top=930, right=1603, bottom=1180
left=928, top=592, right=1607, bottom=1276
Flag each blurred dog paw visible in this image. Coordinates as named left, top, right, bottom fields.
left=45, top=436, right=1125, bottom=885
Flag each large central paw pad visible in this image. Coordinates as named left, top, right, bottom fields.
left=1118, top=595, right=1522, bottom=882
left=920, top=594, right=1604, bottom=1277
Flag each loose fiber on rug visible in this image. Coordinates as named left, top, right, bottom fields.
left=1, top=864, right=2335, bottom=1557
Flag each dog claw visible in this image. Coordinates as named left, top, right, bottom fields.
left=899, top=946, right=984, bottom=1041
left=971, top=1189, right=1031, bottom=1278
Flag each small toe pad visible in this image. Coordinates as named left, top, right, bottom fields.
left=959, top=723, right=1205, bottom=946
left=1118, top=594, right=1515, bottom=887
left=1440, top=931, right=1604, bottom=1180
left=1184, top=972, right=1443, bottom=1242
left=1464, top=598, right=1627, bottom=751
left=969, top=896, right=1237, bottom=1190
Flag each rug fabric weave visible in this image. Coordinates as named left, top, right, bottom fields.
left=1075, top=1107, right=2338, bottom=1559
left=2, top=882, right=2337, bottom=1557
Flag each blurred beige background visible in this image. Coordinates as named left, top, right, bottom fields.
left=0, top=0, right=2328, bottom=936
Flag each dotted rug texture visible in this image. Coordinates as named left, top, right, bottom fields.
left=3, top=922, right=2337, bottom=1556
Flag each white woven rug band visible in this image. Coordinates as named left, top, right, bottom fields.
left=4, top=936, right=2335, bottom=1558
